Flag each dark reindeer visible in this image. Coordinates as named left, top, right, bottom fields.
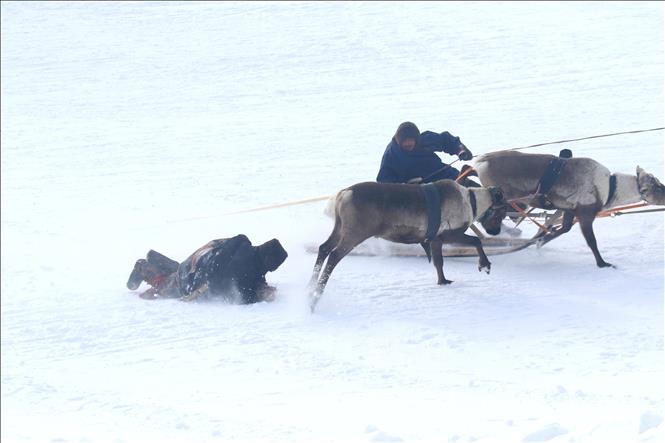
left=474, top=151, right=665, bottom=268
left=308, top=180, right=508, bottom=312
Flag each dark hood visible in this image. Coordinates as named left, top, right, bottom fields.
left=256, top=239, right=288, bottom=273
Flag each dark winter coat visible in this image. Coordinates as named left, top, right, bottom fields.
left=376, top=131, right=464, bottom=183
left=175, top=235, right=272, bottom=303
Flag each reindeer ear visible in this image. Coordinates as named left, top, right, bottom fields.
left=636, top=166, right=645, bottom=177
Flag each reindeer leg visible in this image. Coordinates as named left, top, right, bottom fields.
left=536, top=210, right=575, bottom=248
left=308, top=228, right=340, bottom=289
left=446, top=231, right=491, bottom=274
left=577, top=210, right=614, bottom=268
left=420, top=242, right=432, bottom=262
left=310, top=236, right=365, bottom=312
left=431, top=238, right=452, bottom=285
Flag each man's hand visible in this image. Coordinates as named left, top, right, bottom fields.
left=457, top=144, right=473, bottom=161
left=407, top=177, right=423, bottom=184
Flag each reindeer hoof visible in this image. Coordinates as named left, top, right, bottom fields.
left=597, top=261, right=615, bottom=269
left=478, top=264, right=491, bottom=274
left=309, top=293, right=321, bottom=313
left=438, top=279, right=454, bottom=285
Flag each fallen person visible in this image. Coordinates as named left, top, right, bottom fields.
left=126, top=235, right=288, bottom=303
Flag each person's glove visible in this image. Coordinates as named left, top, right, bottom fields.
left=457, top=144, right=473, bottom=161
left=407, top=177, right=423, bottom=184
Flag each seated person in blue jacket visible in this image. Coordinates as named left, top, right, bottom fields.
left=376, top=121, right=477, bottom=185
left=126, top=234, right=288, bottom=303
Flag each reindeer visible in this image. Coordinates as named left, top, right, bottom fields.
left=308, top=180, right=508, bottom=311
left=474, top=150, right=665, bottom=268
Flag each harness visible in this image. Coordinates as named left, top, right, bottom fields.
left=606, top=174, right=617, bottom=207
left=534, top=157, right=568, bottom=208
left=605, top=174, right=647, bottom=208
left=471, top=188, right=501, bottom=223
left=419, top=183, right=441, bottom=242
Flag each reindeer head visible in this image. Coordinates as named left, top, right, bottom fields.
left=478, top=186, right=508, bottom=236
left=636, top=166, right=665, bottom=206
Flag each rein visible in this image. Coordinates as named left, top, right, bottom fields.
left=165, top=127, right=663, bottom=224
left=422, top=127, right=664, bottom=185
left=422, top=159, right=461, bottom=183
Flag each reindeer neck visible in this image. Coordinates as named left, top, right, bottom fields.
left=468, top=188, right=493, bottom=221
left=604, top=173, right=642, bottom=209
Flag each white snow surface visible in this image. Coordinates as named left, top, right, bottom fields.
left=1, top=2, right=664, bottom=442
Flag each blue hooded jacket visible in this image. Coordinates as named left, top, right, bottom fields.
left=376, top=131, right=463, bottom=183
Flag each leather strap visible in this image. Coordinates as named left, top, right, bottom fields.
left=534, top=157, right=567, bottom=207
left=419, top=183, right=441, bottom=242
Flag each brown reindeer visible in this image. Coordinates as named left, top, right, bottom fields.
left=308, top=180, right=508, bottom=311
left=474, top=151, right=665, bottom=268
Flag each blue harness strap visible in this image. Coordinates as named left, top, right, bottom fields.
left=419, top=183, right=441, bottom=241
left=535, top=157, right=567, bottom=207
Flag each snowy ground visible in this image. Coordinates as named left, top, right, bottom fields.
left=2, top=2, right=663, bottom=442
